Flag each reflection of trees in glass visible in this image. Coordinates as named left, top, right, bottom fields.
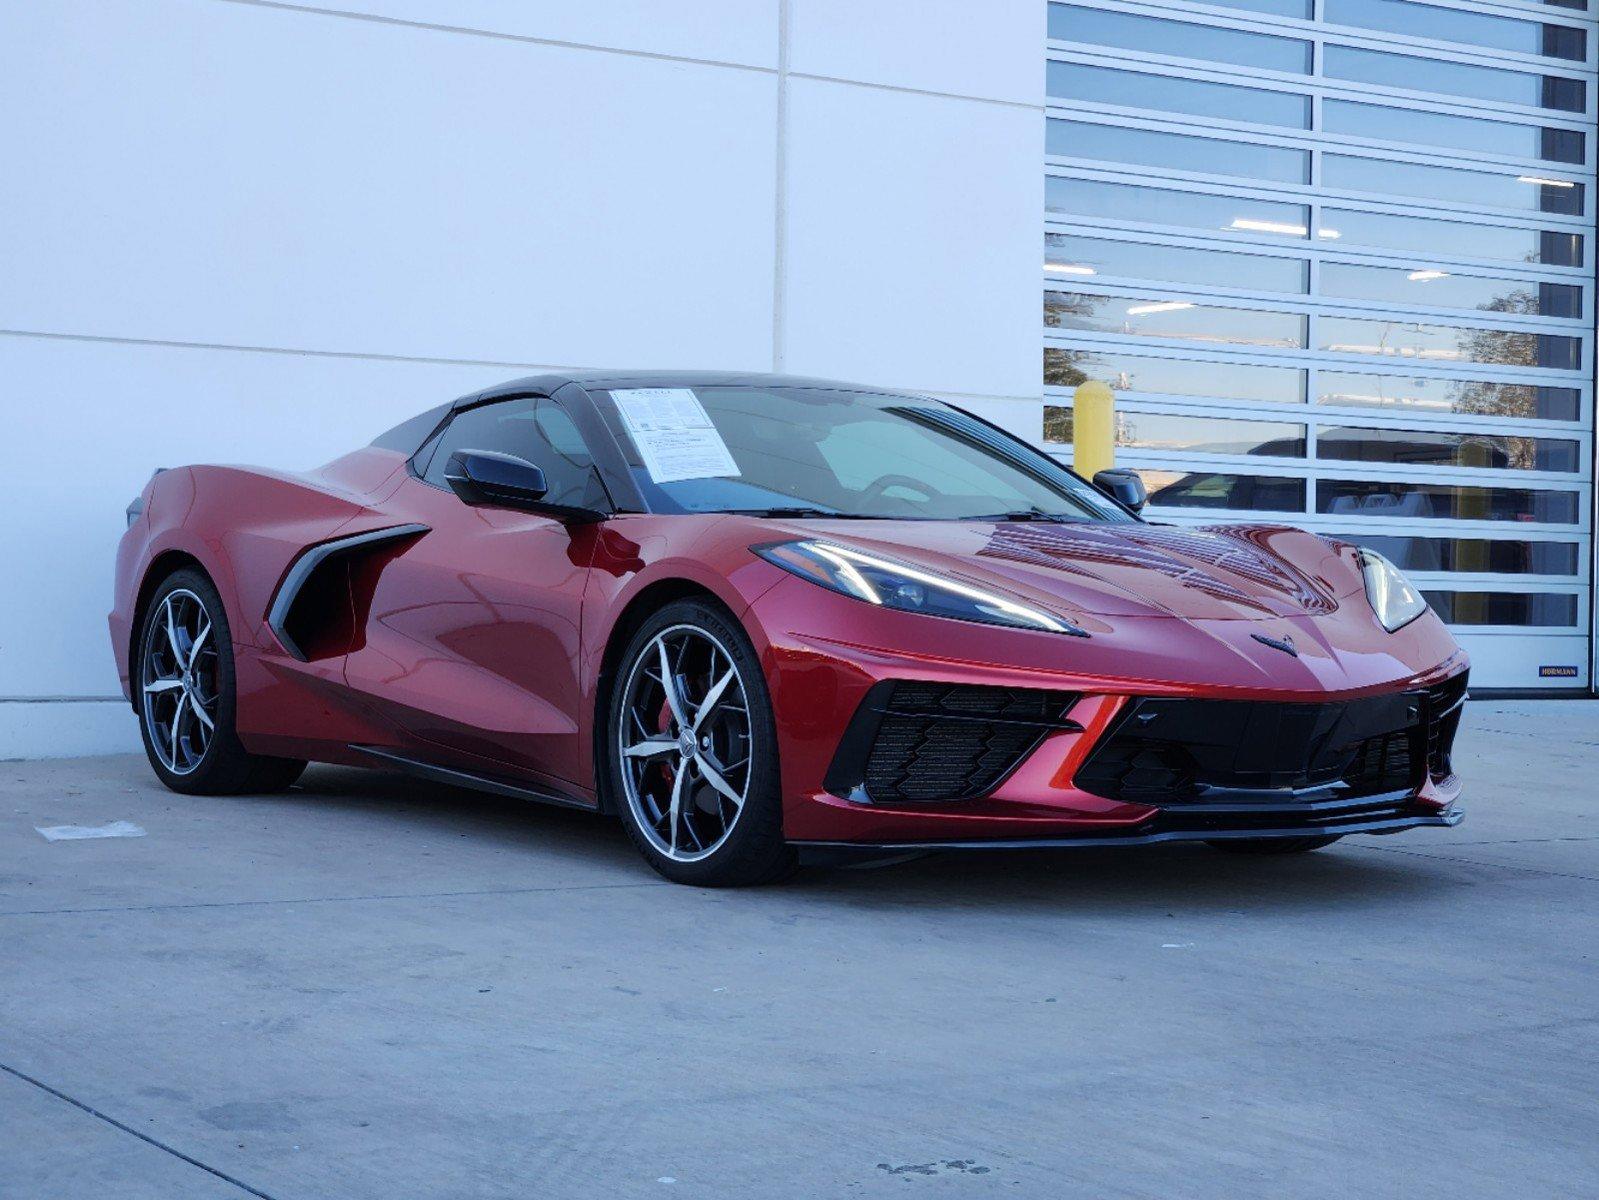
left=1044, top=348, right=1090, bottom=389
left=1043, top=404, right=1072, bottom=444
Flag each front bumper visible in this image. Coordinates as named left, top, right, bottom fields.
left=756, top=586, right=1468, bottom=848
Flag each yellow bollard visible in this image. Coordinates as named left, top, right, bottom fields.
left=1072, top=380, right=1115, bottom=479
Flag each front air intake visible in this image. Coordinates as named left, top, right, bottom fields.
left=826, top=681, right=1078, bottom=804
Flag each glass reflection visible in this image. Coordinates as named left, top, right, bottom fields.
left=1324, top=154, right=1584, bottom=215
left=1318, top=208, right=1583, bottom=265
left=1048, top=119, right=1310, bottom=184
left=1319, top=262, right=1582, bottom=318
left=1423, top=591, right=1578, bottom=626
left=1046, top=291, right=1305, bottom=348
left=1325, top=0, right=1582, bottom=60
left=1317, top=372, right=1581, bottom=422
left=1045, top=346, right=1306, bottom=404
left=1323, top=44, right=1584, bottom=111
left=1317, top=426, right=1580, bottom=472
left=1044, top=407, right=1306, bottom=456
left=1316, top=479, right=1579, bottom=522
left=1045, top=233, right=1308, bottom=293
left=1048, top=176, right=1311, bottom=238
left=1322, top=99, right=1585, bottom=164
left=1144, top=471, right=1307, bottom=512
left=1357, top=535, right=1578, bottom=575
left=1317, top=316, right=1582, bottom=371
left=1046, top=60, right=1311, bottom=129
left=1048, top=4, right=1312, bottom=73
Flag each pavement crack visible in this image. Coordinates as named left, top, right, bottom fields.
left=0, top=1060, right=280, bottom=1200
left=0, top=878, right=667, bottom=919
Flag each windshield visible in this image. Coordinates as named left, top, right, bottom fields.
left=594, top=386, right=1133, bottom=522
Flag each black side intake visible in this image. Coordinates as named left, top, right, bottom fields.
left=825, top=681, right=1079, bottom=804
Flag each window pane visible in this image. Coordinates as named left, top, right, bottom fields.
left=1356, top=535, right=1578, bottom=575
left=1048, top=176, right=1311, bottom=238
left=1316, top=478, right=1579, bottom=522
left=1144, top=470, right=1307, bottom=512
left=1047, top=60, right=1311, bottom=129
left=1211, top=0, right=1312, bottom=15
left=1045, top=407, right=1307, bottom=456
left=1317, top=426, right=1580, bottom=471
left=1323, top=44, right=1582, bottom=111
left=1318, top=208, right=1583, bottom=265
left=1324, top=154, right=1584, bottom=215
left=1047, top=118, right=1310, bottom=184
left=1045, top=346, right=1307, bottom=404
left=1318, top=315, right=1583, bottom=370
left=1316, top=372, right=1581, bottom=421
left=1423, top=591, right=1578, bottom=625
left=1320, top=262, right=1582, bottom=317
left=1323, top=99, right=1584, bottom=165
left=1046, top=233, right=1308, bottom=293
left=1048, top=4, right=1312, bottom=73
left=1046, top=291, right=1306, bottom=348
left=1325, top=0, right=1582, bottom=60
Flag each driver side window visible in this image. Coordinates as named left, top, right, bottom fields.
left=423, top=397, right=605, bottom=508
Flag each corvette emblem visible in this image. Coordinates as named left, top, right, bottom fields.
left=1252, top=632, right=1298, bottom=658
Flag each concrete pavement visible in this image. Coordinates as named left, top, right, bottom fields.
left=2, top=701, right=1596, bottom=1198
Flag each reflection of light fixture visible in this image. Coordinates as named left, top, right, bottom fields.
left=1126, top=301, right=1195, bottom=315
left=1408, top=269, right=1449, bottom=281
left=1228, top=218, right=1307, bottom=235
left=1316, top=228, right=1341, bottom=239
left=1045, top=262, right=1097, bottom=275
left=1517, top=175, right=1576, bottom=188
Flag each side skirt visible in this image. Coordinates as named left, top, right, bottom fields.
left=348, top=745, right=597, bottom=812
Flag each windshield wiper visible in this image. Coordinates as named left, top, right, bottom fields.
left=723, top=506, right=876, bottom=519
left=977, top=508, right=1078, bottom=523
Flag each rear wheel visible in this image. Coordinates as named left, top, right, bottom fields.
left=136, top=568, right=306, bottom=795
left=607, top=599, right=795, bottom=886
left=1206, top=836, right=1341, bottom=855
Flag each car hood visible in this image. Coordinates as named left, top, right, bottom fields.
left=759, top=518, right=1355, bottom=623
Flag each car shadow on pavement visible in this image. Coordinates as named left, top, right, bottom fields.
left=281, top=765, right=1457, bottom=915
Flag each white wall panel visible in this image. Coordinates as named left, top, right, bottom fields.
left=0, top=0, right=777, bottom=369
left=782, top=78, right=1040, bottom=401
left=303, top=0, right=779, bottom=67
left=789, top=0, right=1040, bottom=104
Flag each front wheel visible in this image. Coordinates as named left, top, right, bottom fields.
left=136, top=568, right=306, bottom=795
left=606, top=599, right=795, bottom=886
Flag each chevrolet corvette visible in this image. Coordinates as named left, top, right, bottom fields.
left=110, top=371, right=1467, bottom=885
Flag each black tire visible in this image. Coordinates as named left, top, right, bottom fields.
left=135, top=567, right=307, bottom=795
left=1206, top=835, right=1341, bottom=855
left=605, top=598, right=796, bottom=887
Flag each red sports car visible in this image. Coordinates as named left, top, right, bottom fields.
left=110, top=372, right=1466, bottom=885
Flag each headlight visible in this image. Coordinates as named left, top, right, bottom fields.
left=1358, top=548, right=1428, bottom=632
left=754, top=540, right=1087, bottom=636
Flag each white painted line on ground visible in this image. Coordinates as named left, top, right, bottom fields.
left=35, top=821, right=146, bottom=842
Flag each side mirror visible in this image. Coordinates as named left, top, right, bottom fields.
left=444, top=450, right=605, bottom=523
left=1093, top=468, right=1147, bottom=513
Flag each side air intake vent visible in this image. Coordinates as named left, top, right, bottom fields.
left=826, top=681, right=1079, bottom=804
left=267, top=524, right=428, bottom=661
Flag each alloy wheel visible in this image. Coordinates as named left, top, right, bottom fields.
left=617, top=623, right=753, bottom=862
left=140, top=588, right=219, bottom=775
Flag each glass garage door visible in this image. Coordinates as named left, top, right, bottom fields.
left=1043, top=0, right=1597, bottom=691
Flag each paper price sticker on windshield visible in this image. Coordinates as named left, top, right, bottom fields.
left=610, top=388, right=741, bottom=484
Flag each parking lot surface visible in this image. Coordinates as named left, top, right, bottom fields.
left=3, top=701, right=1596, bottom=1199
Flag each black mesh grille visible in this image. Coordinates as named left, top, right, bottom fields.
left=1425, top=670, right=1469, bottom=780
left=1076, top=672, right=1467, bottom=806
left=846, top=683, right=1077, bottom=804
